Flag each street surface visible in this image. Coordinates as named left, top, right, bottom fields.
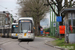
left=0, top=37, right=60, bottom=50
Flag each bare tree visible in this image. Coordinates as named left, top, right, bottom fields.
left=17, top=0, right=49, bottom=36
left=46, top=0, right=75, bottom=25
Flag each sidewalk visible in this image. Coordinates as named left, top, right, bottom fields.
left=45, top=38, right=69, bottom=50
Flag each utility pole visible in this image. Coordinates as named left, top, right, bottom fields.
left=50, top=8, right=52, bottom=36
left=54, top=5, right=56, bottom=36
left=52, top=5, right=53, bottom=36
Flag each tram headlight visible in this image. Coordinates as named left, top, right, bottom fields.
left=12, top=34, right=14, bottom=36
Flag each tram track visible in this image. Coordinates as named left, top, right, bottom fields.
left=0, top=37, right=39, bottom=50
left=0, top=37, right=18, bottom=50
left=18, top=41, right=38, bottom=50
left=18, top=42, right=29, bottom=50
left=0, top=40, right=11, bottom=50
left=0, top=37, right=30, bottom=50
left=0, top=41, right=10, bottom=45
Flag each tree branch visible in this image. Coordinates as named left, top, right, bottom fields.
left=51, top=0, right=57, bottom=6
left=47, top=0, right=58, bottom=16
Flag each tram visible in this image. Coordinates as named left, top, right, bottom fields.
left=18, top=17, right=35, bottom=41
left=11, top=23, right=18, bottom=38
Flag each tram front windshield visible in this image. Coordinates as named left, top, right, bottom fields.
left=19, top=22, right=31, bottom=33
left=12, top=25, right=18, bottom=33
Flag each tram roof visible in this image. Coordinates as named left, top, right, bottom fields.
left=18, top=17, right=33, bottom=20
left=18, top=17, right=34, bottom=24
left=12, top=23, right=18, bottom=25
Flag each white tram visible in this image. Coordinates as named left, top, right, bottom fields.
left=11, top=23, right=18, bottom=38
left=18, top=17, right=35, bottom=41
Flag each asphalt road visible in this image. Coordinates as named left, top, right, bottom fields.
left=0, top=37, right=60, bottom=50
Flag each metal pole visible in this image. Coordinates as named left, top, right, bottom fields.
left=50, top=8, right=51, bottom=36
left=54, top=5, right=55, bottom=36
left=58, top=22, right=62, bottom=40
left=1, top=15, right=3, bottom=37
left=59, top=11, right=62, bottom=40
left=52, top=5, right=54, bottom=36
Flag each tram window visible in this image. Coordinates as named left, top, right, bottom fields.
left=12, top=25, right=18, bottom=33
left=19, top=22, right=31, bottom=33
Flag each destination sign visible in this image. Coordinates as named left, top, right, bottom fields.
left=19, top=20, right=30, bottom=22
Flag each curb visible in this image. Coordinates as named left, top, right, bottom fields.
left=45, top=41, right=69, bottom=50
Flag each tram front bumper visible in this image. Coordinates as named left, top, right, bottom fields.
left=11, top=33, right=18, bottom=38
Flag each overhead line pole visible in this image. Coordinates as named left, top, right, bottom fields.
left=52, top=5, right=53, bottom=36
left=50, top=8, right=51, bottom=36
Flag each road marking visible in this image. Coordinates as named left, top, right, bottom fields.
left=2, top=42, right=11, bottom=45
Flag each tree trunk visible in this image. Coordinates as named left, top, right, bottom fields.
left=34, top=21, right=38, bottom=36
left=59, top=16, right=63, bottom=25
left=34, top=22, right=37, bottom=36
left=37, top=22, right=40, bottom=36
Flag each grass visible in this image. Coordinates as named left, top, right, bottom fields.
left=36, top=36, right=50, bottom=37
left=36, top=36, right=75, bottom=50
left=36, top=35, right=58, bottom=39
left=52, top=38, right=75, bottom=50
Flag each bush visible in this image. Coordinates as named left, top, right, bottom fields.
left=44, top=28, right=50, bottom=32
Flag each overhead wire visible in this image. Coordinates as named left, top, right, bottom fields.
left=0, top=5, right=15, bottom=13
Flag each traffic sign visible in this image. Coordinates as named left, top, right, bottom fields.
left=53, top=23, right=56, bottom=27
left=56, top=16, right=62, bottom=22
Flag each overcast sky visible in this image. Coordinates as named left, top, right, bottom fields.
left=0, top=0, right=19, bottom=20
left=0, top=0, right=75, bottom=27
left=0, top=0, right=50, bottom=27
